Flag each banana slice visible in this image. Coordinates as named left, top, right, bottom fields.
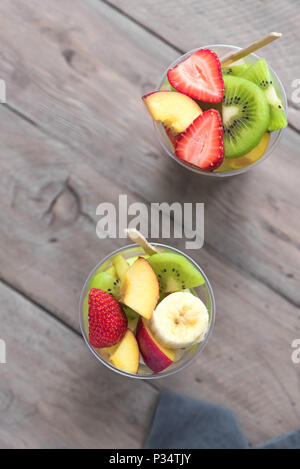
left=150, top=291, right=209, bottom=349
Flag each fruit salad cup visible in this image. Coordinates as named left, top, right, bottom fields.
left=79, top=244, right=215, bottom=379
left=143, top=44, right=287, bottom=177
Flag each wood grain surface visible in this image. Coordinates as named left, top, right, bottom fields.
left=108, top=0, right=300, bottom=108
left=0, top=282, right=157, bottom=449
left=0, top=0, right=299, bottom=448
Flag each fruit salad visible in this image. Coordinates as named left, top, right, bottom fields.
left=81, top=248, right=213, bottom=375
left=142, top=48, right=287, bottom=173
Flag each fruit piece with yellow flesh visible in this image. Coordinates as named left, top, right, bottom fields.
left=216, top=132, right=270, bottom=172
left=97, top=321, right=139, bottom=365
left=105, top=265, right=117, bottom=277
left=142, top=90, right=202, bottom=133
left=127, top=254, right=149, bottom=266
left=110, top=329, right=140, bottom=374
left=120, top=257, right=159, bottom=320
left=97, top=343, right=119, bottom=361
left=113, top=254, right=129, bottom=281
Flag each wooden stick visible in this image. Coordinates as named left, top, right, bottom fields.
left=125, top=228, right=162, bottom=255
left=220, top=32, right=282, bottom=67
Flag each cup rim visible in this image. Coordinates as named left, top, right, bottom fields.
left=154, top=44, right=288, bottom=177
left=79, top=243, right=216, bottom=379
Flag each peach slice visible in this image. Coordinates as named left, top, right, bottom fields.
left=142, top=90, right=202, bottom=133
left=109, top=329, right=140, bottom=374
left=136, top=318, right=176, bottom=373
left=120, top=257, right=159, bottom=320
left=97, top=343, right=119, bottom=361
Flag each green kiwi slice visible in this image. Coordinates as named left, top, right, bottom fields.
left=160, top=77, right=177, bottom=91
left=122, top=305, right=139, bottom=320
left=222, top=64, right=250, bottom=77
left=90, top=264, right=140, bottom=320
left=148, top=252, right=205, bottom=295
left=222, top=75, right=270, bottom=158
left=88, top=271, right=120, bottom=299
left=242, top=58, right=287, bottom=132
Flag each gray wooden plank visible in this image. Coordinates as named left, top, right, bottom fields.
left=0, top=0, right=299, bottom=446
left=108, top=0, right=300, bottom=119
left=1, top=104, right=299, bottom=444
left=289, top=103, right=300, bottom=132
left=0, top=0, right=298, bottom=307
left=154, top=252, right=300, bottom=445
left=0, top=105, right=142, bottom=326
left=0, top=281, right=157, bottom=449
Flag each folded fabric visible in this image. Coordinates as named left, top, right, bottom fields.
left=144, top=389, right=249, bottom=449
left=255, top=429, right=300, bottom=449
left=144, top=389, right=300, bottom=449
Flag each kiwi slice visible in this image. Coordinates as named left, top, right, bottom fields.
left=89, top=271, right=137, bottom=321
left=88, top=271, right=120, bottom=299
left=105, top=265, right=117, bottom=277
left=148, top=252, right=205, bottom=295
left=242, top=58, right=287, bottom=132
left=122, top=304, right=139, bottom=320
left=160, top=76, right=177, bottom=91
left=222, top=75, right=270, bottom=158
left=222, top=64, right=250, bottom=77
left=82, top=295, right=89, bottom=336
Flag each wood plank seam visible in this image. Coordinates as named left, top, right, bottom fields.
left=102, top=0, right=298, bottom=129
left=0, top=280, right=159, bottom=448
left=0, top=0, right=298, bottom=446
left=0, top=275, right=161, bottom=393
left=205, top=243, right=300, bottom=309
left=0, top=275, right=81, bottom=338
left=99, top=0, right=183, bottom=54
left=2, top=102, right=298, bottom=310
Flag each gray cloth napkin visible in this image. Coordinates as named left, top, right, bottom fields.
left=255, top=429, right=300, bottom=449
left=144, top=389, right=300, bottom=449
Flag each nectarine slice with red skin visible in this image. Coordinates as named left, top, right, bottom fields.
left=142, top=90, right=202, bottom=134
left=163, top=124, right=178, bottom=148
left=120, top=257, right=159, bottom=320
left=136, top=318, right=175, bottom=373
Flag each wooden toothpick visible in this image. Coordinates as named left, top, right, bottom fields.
left=125, top=228, right=162, bottom=255
left=220, top=32, right=282, bottom=67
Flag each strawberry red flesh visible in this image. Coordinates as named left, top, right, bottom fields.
left=167, top=49, right=224, bottom=102
left=175, top=109, right=224, bottom=171
left=88, top=288, right=127, bottom=348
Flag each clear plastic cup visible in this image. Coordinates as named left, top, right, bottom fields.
left=154, top=44, right=288, bottom=177
left=79, top=243, right=215, bottom=379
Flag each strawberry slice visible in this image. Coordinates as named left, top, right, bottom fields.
left=88, top=288, right=127, bottom=348
left=167, top=49, right=224, bottom=102
left=175, top=109, right=224, bottom=171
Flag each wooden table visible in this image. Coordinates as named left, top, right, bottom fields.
left=0, top=0, right=299, bottom=449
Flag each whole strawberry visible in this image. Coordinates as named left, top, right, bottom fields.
left=88, top=288, right=127, bottom=348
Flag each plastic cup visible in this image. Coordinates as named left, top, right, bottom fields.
left=79, top=243, right=215, bottom=379
left=154, top=44, right=287, bottom=177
